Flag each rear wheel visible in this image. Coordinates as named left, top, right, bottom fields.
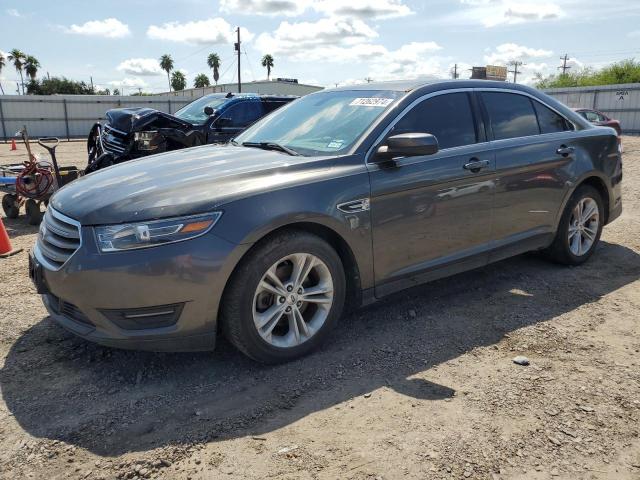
left=544, top=185, right=604, bottom=265
left=2, top=194, right=19, bottom=219
left=221, top=231, right=346, bottom=363
left=25, top=199, right=43, bottom=225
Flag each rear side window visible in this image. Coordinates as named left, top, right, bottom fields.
left=533, top=101, right=572, bottom=133
left=262, top=100, right=290, bottom=114
left=393, top=93, right=477, bottom=149
left=481, top=92, right=539, bottom=140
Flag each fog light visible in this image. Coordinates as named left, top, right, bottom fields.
left=100, top=303, right=184, bottom=330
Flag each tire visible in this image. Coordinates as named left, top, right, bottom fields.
left=544, top=185, right=604, bottom=265
left=221, top=230, right=346, bottom=363
left=2, top=194, right=19, bottom=219
left=25, top=199, right=43, bottom=225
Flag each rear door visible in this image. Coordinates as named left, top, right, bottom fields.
left=368, top=91, right=497, bottom=295
left=478, top=90, right=576, bottom=260
left=207, top=100, right=265, bottom=143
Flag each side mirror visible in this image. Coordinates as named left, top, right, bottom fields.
left=203, top=106, right=214, bottom=116
left=376, top=133, right=439, bottom=160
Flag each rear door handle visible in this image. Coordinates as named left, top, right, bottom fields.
left=556, top=145, right=575, bottom=157
left=463, top=158, right=490, bottom=173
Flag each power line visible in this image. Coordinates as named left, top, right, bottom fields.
left=558, top=54, right=572, bottom=75
left=508, top=61, right=524, bottom=83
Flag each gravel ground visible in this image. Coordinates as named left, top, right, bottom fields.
left=0, top=138, right=639, bottom=480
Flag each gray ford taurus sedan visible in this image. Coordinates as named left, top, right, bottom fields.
left=30, top=79, right=623, bottom=363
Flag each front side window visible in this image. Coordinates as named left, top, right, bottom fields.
left=481, top=92, right=539, bottom=140
left=174, top=95, right=228, bottom=125
left=533, top=101, right=572, bottom=134
left=392, top=93, right=477, bottom=149
left=221, top=102, right=264, bottom=128
left=235, top=90, right=402, bottom=156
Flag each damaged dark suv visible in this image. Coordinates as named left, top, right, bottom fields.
left=86, top=93, right=296, bottom=172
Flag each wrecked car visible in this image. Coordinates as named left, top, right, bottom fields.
left=86, top=93, right=296, bottom=172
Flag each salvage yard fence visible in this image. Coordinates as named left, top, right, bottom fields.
left=2, top=83, right=640, bottom=141
left=544, top=83, right=640, bottom=134
left=0, top=95, right=191, bottom=142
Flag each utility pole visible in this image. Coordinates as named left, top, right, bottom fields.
left=508, top=61, right=523, bottom=83
left=235, top=27, right=242, bottom=93
left=364, top=77, right=373, bottom=83
left=558, top=54, right=571, bottom=75
left=451, top=64, right=459, bottom=79
left=90, top=76, right=94, bottom=92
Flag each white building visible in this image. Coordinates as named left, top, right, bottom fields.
left=156, top=79, right=324, bottom=98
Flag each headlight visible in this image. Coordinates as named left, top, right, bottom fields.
left=95, top=213, right=221, bottom=252
left=134, top=131, right=160, bottom=151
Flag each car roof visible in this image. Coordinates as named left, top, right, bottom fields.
left=329, top=78, right=529, bottom=93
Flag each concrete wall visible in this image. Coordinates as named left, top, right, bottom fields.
left=544, top=83, right=640, bottom=134
left=157, top=80, right=323, bottom=98
left=0, top=95, right=191, bottom=141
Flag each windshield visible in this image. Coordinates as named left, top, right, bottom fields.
left=234, top=90, right=402, bottom=156
left=174, top=95, right=228, bottom=125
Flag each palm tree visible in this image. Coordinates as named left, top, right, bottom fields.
left=194, top=73, right=210, bottom=88
left=8, top=49, right=26, bottom=94
left=207, top=53, right=221, bottom=85
left=171, top=71, right=186, bottom=91
left=24, top=55, right=40, bottom=81
left=0, top=52, right=5, bottom=94
left=159, top=54, right=174, bottom=92
left=261, top=54, right=274, bottom=81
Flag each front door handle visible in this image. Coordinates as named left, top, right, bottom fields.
left=556, top=145, right=575, bottom=157
left=463, top=158, right=490, bottom=173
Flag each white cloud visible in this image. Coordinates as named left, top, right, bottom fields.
left=66, top=18, right=130, bottom=38
left=109, top=77, right=148, bottom=88
left=255, top=17, right=378, bottom=60
left=6, top=8, right=21, bottom=17
left=220, top=0, right=310, bottom=16
left=147, top=18, right=252, bottom=45
left=221, top=0, right=413, bottom=19
left=368, top=42, right=446, bottom=80
left=117, top=58, right=163, bottom=76
left=484, top=43, right=553, bottom=65
left=455, top=0, right=564, bottom=27
left=314, top=0, right=414, bottom=19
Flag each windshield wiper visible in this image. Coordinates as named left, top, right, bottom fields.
left=242, top=141, right=300, bottom=156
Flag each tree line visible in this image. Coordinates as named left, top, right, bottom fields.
left=1, top=49, right=276, bottom=95
left=535, top=59, right=640, bottom=89
left=159, top=52, right=275, bottom=92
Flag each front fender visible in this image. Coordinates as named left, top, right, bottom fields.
left=211, top=171, right=375, bottom=290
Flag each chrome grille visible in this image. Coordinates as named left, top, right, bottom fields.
left=36, top=208, right=81, bottom=270
left=101, top=124, right=129, bottom=154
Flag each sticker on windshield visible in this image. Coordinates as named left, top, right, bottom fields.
left=327, top=139, right=344, bottom=149
left=349, top=97, right=394, bottom=107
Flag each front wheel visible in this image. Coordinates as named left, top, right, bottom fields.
left=544, top=185, right=604, bottom=265
left=221, top=231, right=346, bottom=363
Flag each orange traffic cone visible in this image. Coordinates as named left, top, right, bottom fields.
left=10, top=139, right=17, bottom=151
left=0, top=218, right=22, bottom=258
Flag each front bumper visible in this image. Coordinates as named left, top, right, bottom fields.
left=33, top=226, right=250, bottom=352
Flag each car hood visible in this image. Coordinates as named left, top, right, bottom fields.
left=51, top=145, right=335, bottom=225
left=105, top=107, right=193, bottom=133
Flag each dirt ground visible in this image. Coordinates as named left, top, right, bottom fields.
left=0, top=138, right=639, bottom=480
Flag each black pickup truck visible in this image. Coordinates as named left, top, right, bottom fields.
left=86, top=93, right=296, bottom=172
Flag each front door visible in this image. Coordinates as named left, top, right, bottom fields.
left=368, top=91, right=496, bottom=296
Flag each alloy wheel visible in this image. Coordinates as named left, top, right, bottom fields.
left=568, top=197, right=599, bottom=256
left=252, top=253, right=334, bottom=348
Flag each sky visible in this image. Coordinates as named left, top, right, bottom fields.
left=1, top=0, right=640, bottom=94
